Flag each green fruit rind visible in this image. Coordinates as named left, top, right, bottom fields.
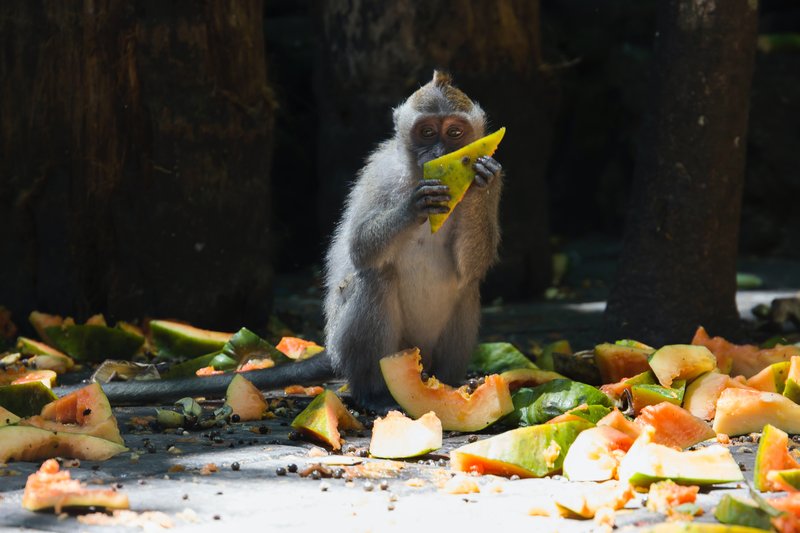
left=470, top=342, right=538, bottom=374
left=648, top=345, right=716, bottom=388
left=163, top=351, right=237, bottom=379
left=291, top=390, right=363, bottom=450
left=618, top=438, right=743, bottom=487
left=45, top=325, right=144, bottom=362
left=149, top=320, right=233, bottom=360
left=537, top=340, right=572, bottom=371
left=0, top=425, right=128, bottom=463
left=223, top=328, right=291, bottom=366
left=0, top=382, right=58, bottom=418
left=641, top=521, right=771, bottom=532
left=450, top=419, right=593, bottom=478
left=754, top=424, right=799, bottom=491
left=747, top=361, right=790, bottom=393
left=714, top=494, right=776, bottom=531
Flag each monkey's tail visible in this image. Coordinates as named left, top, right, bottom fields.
left=53, top=352, right=336, bottom=406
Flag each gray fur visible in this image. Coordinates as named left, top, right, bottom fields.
left=323, top=74, right=502, bottom=405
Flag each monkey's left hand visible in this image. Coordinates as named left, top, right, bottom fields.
left=473, top=156, right=502, bottom=188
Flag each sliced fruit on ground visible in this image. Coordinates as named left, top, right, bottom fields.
left=561, top=425, right=634, bottom=481
left=380, top=347, right=513, bottom=432
left=469, top=342, right=537, bottom=374
left=423, top=127, right=506, bottom=233
left=618, top=429, right=743, bottom=487
left=692, top=325, right=800, bottom=378
left=783, top=356, right=800, bottom=403
left=546, top=404, right=611, bottom=425
left=600, top=370, right=657, bottom=400
left=16, top=337, right=74, bottom=373
left=23, top=382, right=124, bottom=445
left=275, top=336, right=325, bottom=360
left=551, top=480, right=633, bottom=519
left=635, top=402, right=715, bottom=449
left=44, top=324, right=144, bottom=362
left=648, top=344, right=716, bottom=388
left=0, top=381, right=58, bottom=417
left=768, top=469, right=800, bottom=492
left=594, top=342, right=653, bottom=384
left=508, top=378, right=612, bottom=427
left=0, top=368, right=57, bottom=388
left=223, top=328, right=291, bottom=367
left=0, top=425, right=127, bottom=462
left=747, top=361, right=791, bottom=393
left=631, top=380, right=686, bottom=415
left=369, top=410, right=442, bottom=459
left=684, top=371, right=753, bottom=420
left=597, top=408, right=643, bottom=439
left=163, top=351, right=238, bottom=379
left=535, top=339, right=572, bottom=371
left=149, top=319, right=233, bottom=359
left=500, top=368, right=564, bottom=391
left=646, top=480, right=699, bottom=515
left=714, top=388, right=800, bottom=436
left=754, top=424, right=800, bottom=491
left=641, top=523, right=772, bottom=533
left=290, top=390, right=363, bottom=450
left=224, top=374, right=267, bottom=422
left=714, top=494, right=777, bottom=532
left=450, top=418, right=592, bottom=478
left=28, top=311, right=64, bottom=346
left=0, top=405, right=20, bottom=427
left=22, top=458, right=129, bottom=512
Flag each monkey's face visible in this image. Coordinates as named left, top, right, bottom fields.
left=411, top=115, right=477, bottom=168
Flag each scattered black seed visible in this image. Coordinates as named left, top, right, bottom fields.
left=288, top=431, right=301, bottom=441
left=332, top=468, right=345, bottom=479
left=258, top=425, right=270, bottom=434
left=116, top=483, right=123, bottom=489
left=231, top=414, right=241, bottom=423
left=320, top=482, right=330, bottom=491
left=356, top=431, right=366, bottom=438
left=739, top=462, right=747, bottom=471
left=467, top=378, right=479, bottom=389
left=742, top=448, right=753, bottom=454
left=269, top=439, right=280, bottom=445
left=238, top=439, right=245, bottom=445
left=387, top=504, right=395, bottom=511
left=182, top=494, right=189, bottom=500
left=145, top=444, right=156, bottom=453
left=232, top=462, right=240, bottom=471
left=280, top=421, right=288, bottom=427
left=138, top=480, right=147, bottom=485
left=310, top=470, right=321, bottom=480
left=92, top=465, right=101, bottom=471
left=344, top=444, right=356, bottom=454
left=83, top=408, right=92, bottom=416
left=287, top=464, right=298, bottom=473
left=437, top=459, right=447, bottom=467
left=276, top=467, right=287, bottom=476
left=358, top=449, right=369, bottom=458
left=364, top=481, right=374, bottom=492
left=467, top=435, right=478, bottom=443
left=379, top=480, right=389, bottom=491
left=421, top=372, right=430, bottom=382
left=216, top=491, right=223, bottom=495
left=213, top=515, right=221, bottom=520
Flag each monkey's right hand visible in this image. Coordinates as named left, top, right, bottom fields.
left=410, top=179, right=451, bottom=222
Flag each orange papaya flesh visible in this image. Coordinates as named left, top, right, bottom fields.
left=22, top=458, right=129, bottom=512
left=754, top=424, right=800, bottom=492
left=290, top=390, right=363, bottom=450
left=634, top=402, right=715, bottom=449
left=692, top=326, right=799, bottom=378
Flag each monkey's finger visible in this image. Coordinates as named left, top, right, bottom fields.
left=478, top=156, right=502, bottom=175
left=424, top=206, right=451, bottom=215
left=417, top=184, right=450, bottom=196
left=420, top=179, right=445, bottom=187
left=473, top=162, right=494, bottom=188
left=422, top=194, right=451, bottom=205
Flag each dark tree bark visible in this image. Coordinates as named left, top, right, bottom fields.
left=0, top=1, right=275, bottom=330
left=603, top=0, right=759, bottom=345
left=314, top=0, right=557, bottom=299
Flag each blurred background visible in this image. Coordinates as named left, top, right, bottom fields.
left=1, top=0, right=798, bottom=337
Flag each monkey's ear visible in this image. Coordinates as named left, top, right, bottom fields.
left=432, top=70, right=452, bottom=87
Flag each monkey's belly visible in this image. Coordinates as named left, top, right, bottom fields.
left=394, top=224, right=459, bottom=356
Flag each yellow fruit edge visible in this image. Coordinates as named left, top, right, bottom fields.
left=423, top=127, right=506, bottom=233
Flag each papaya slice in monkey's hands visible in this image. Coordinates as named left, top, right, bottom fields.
left=423, top=127, right=506, bottom=233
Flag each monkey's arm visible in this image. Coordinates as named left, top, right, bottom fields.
left=348, top=180, right=450, bottom=269
left=454, top=156, right=503, bottom=282
left=54, top=353, right=335, bottom=406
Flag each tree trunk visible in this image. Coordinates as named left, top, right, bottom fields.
left=314, top=0, right=557, bottom=299
left=0, top=1, right=275, bottom=330
left=603, top=0, right=758, bottom=345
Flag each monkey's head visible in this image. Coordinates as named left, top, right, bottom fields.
left=393, top=71, right=487, bottom=168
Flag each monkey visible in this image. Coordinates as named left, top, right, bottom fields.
left=57, top=71, right=503, bottom=409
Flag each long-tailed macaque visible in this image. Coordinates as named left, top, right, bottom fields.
left=79, top=71, right=502, bottom=408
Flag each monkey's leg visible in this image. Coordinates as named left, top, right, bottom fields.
left=327, top=271, right=402, bottom=408
left=429, top=283, right=481, bottom=386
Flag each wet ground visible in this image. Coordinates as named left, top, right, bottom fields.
left=1, top=242, right=799, bottom=531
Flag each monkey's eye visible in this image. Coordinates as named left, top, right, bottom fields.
left=420, top=126, right=437, bottom=139
left=446, top=126, right=464, bottom=139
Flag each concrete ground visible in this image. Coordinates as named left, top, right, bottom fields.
left=1, top=244, right=799, bottom=531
